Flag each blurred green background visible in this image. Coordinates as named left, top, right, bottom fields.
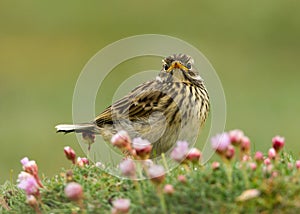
left=1, top=0, right=299, bottom=183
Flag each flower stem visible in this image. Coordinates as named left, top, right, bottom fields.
left=161, top=153, right=169, bottom=172
left=222, top=157, right=232, bottom=186
left=241, top=163, right=249, bottom=188
left=157, top=186, right=167, bottom=214
left=134, top=163, right=144, bottom=204
left=134, top=180, right=144, bottom=204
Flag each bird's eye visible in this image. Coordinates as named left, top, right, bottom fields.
left=164, top=64, right=169, bottom=70
left=186, top=63, right=192, bottom=69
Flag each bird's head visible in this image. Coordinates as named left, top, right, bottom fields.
left=159, top=54, right=202, bottom=84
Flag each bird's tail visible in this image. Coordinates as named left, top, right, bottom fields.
left=55, top=123, right=98, bottom=134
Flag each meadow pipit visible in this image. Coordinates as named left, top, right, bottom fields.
left=56, top=54, right=210, bottom=157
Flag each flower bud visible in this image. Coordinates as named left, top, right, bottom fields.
left=132, top=137, right=152, bottom=160
left=20, top=157, right=43, bottom=188
left=148, top=164, right=165, bottom=184
left=163, top=184, right=175, bottom=195
left=268, top=148, right=276, bottom=159
left=296, top=160, right=300, bottom=169
left=212, top=161, right=220, bottom=170
left=64, top=182, right=83, bottom=201
left=264, top=158, right=271, bottom=165
left=187, top=148, right=202, bottom=163
left=225, top=145, right=235, bottom=160
left=211, top=133, right=231, bottom=154
left=272, top=135, right=285, bottom=152
left=111, top=198, right=130, bottom=214
left=170, top=141, right=189, bottom=162
left=249, top=162, right=257, bottom=171
left=77, top=157, right=89, bottom=167
left=111, top=131, right=132, bottom=151
left=64, top=146, right=76, bottom=164
left=177, top=175, right=187, bottom=183
left=21, top=157, right=38, bottom=177
left=240, top=136, right=251, bottom=153
left=229, top=129, right=244, bottom=145
left=254, top=151, right=264, bottom=162
left=119, top=159, right=136, bottom=178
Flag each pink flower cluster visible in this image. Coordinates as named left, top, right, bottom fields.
left=111, top=131, right=168, bottom=185
left=210, top=130, right=298, bottom=176
left=111, top=131, right=152, bottom=160
left=211, top=130, right=238, bottom=160
left=63, top=146, right=89, bottom=167
left=17, top=157, right=43, bottom=208
left=112, top=130, right=203, bottom=185
left=170, top=141, right=202, bottom=164
left=211, top=130, right=251, bottom=160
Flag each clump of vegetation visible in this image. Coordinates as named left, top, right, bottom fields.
left=1, top=130, right=300, bottom=213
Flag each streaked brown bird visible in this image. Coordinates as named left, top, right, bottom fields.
left=56, top=54, right=210, bottom=157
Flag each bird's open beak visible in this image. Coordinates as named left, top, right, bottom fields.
left=167, top=61, right=188, bottom=73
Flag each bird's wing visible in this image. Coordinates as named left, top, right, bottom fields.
left=94, top=80, right=172, bottom=127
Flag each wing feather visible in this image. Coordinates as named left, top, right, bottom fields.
left=94, top=80, right=170, bottom=126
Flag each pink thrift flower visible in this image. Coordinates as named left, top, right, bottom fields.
left=64, top=146, right=76, bottom=164
left=211, top=132, right=231, bottom=154
left=132, top=137, right=152, bottom=159
left=148, top=164, right=165, bottom=184
left=272, top=135, right=285, bottom=152
left=111, top=130, right=132, bottom=151
left=249, top=162, right=257, bottom=171
left=21, top=157, right=29, bottom=166
left=81, top=157, right=89, bottom=165
left=254, top=151, right=264, bottom=162
left=242, top=155, right=251, bottom=162
left=268, top=148, right=276, bottom=159
left=212, top=161, right=220, bottom=170
left=229, top=129, right=244, bottom=145
left=77, top=157, right=89, bottom=167
left=264, top=158, right=271, bottom=165
left=177, top=175, right=187, bottom=183
left=21, top=158, right=38, bottom=176
left=170, top=141, right=189, bottom=162
left=296, top=160, right=300, bottom=169
left=112, top=198, right=130, bottom=214
left=119, top=159, right=136, bottom=178
left=17, top=172, right=39, bottom=196
left=64, top=182, right=83, bottom=201
left=187, top=148, right=202, bottom=163
left=225, top=145, right=235, bottom=160
left=20, top=157, right=43, bottom=187
left=240, top=136, right=251, bottom=153
left=163, top=184, right=175, bottom=195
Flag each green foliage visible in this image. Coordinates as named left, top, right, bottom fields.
left=2, top=153, right=300, bottom=213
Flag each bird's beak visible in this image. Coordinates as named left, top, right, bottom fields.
left=167, top=61, right=188, bottom=73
